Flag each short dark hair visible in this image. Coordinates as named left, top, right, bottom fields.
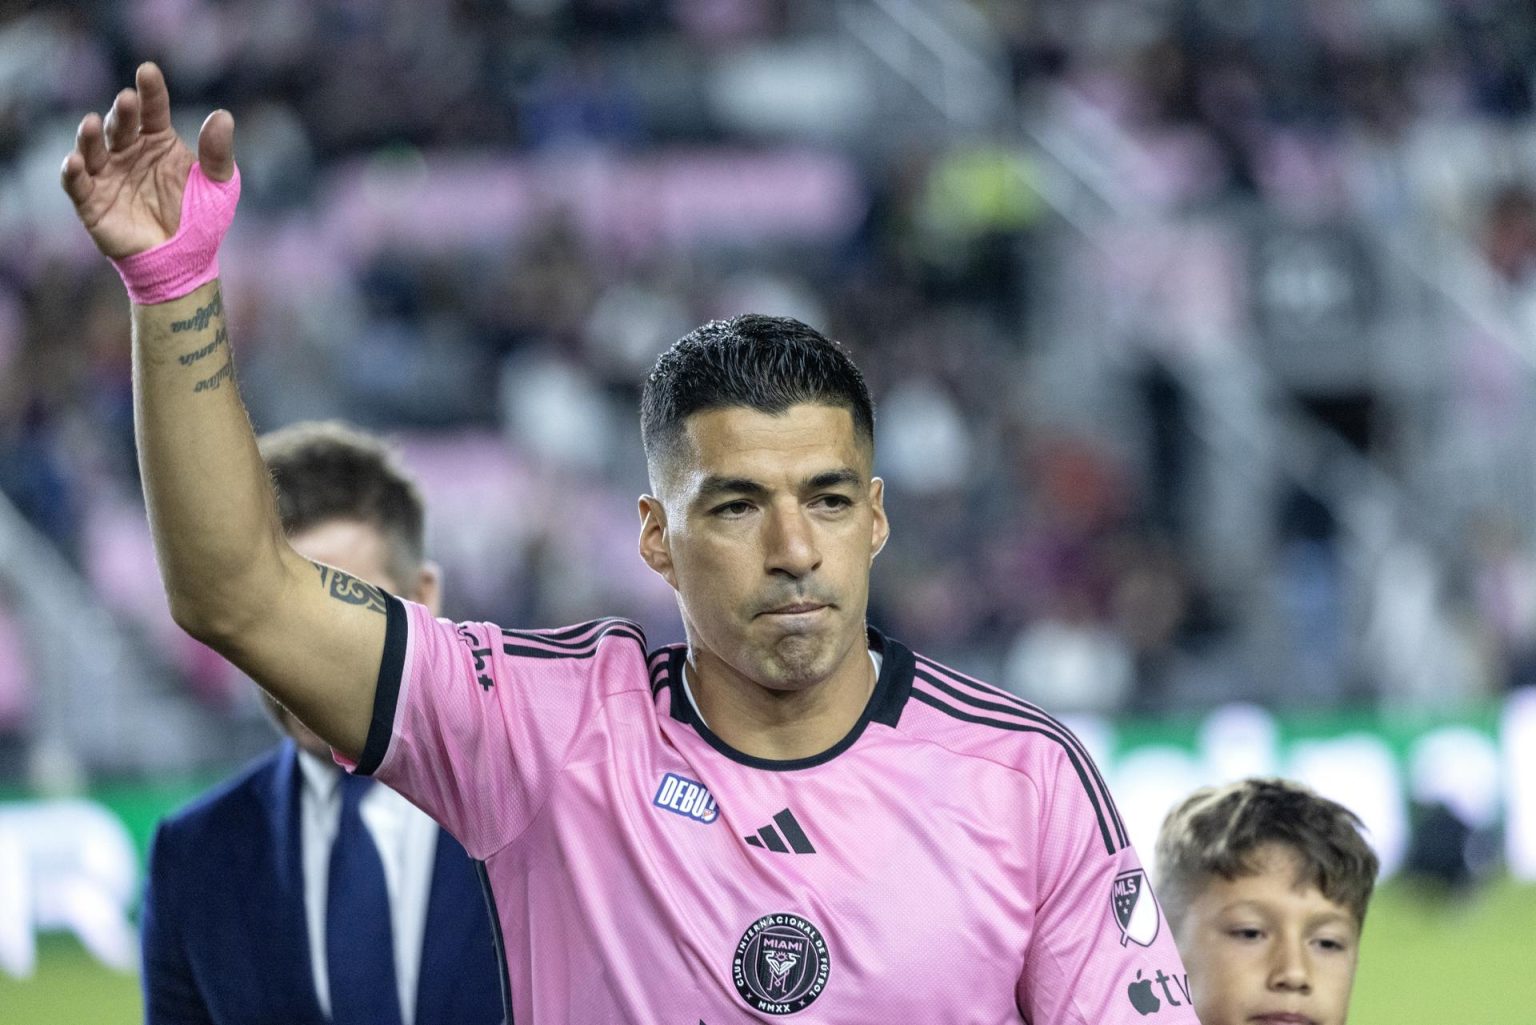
left=257, top=421, right=425, bottom=585
left=640, top=314, right=875, bottom=480
left=1155, top=777, right=1380, bottom=930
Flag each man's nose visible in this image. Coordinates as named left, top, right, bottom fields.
left=764, top=502, right=821, bottom=579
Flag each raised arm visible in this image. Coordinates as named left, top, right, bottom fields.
left=60, top=63, right=382, bottom=758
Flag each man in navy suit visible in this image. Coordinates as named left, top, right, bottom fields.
left=139, top=422, right=504, bottom=1025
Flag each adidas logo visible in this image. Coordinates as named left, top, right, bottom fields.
left=743, top=808, right=816, bottom=854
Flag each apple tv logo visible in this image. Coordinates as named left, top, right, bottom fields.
left=1126, top=967, right=1193, bottom=1015
left=1126, top=970, right=1160, bottom=1015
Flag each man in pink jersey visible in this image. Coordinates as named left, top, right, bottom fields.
left=62, top=63, right=1200, bottom=1023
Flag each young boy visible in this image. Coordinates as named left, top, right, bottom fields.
left=1155, top=778, right=1380, bottom=1025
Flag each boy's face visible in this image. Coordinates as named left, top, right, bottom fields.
left=1174, top=843, right=1361, bottom=1025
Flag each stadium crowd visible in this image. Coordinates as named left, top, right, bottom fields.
left=4, top=0, right=1536, bottom=754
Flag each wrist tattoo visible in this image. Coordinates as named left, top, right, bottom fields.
left=314, top=563, right=387, bottom=614
left=169, top=291, right=223, bottom=333
left=192, top=359, right=234, bottom=393
left=178, top=326, right=228, bottom=366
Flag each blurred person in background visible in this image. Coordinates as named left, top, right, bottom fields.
left=63, top=64, right=1195, bottom=1023
left=139, top=422, right=501, bottom=1025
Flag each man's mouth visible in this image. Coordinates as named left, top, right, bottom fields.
left=760, top=602, right=830, bottom=616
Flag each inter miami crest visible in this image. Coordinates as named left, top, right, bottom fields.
left=732, top=913, right=830, bottom=1015
left=1111, top=869, right=1161, bottom=947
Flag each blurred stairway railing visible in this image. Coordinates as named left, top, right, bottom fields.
left=835, top=0, right=1459, bottom=702
left=0, top=489, right=241, bottom=781
left=835, top=0, right=1009, bottom=131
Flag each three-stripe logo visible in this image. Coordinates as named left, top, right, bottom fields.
left=744, top=809, right=816, bottom=854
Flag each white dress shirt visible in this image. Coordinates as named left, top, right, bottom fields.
left=295, top=748, right=442, bottom=1025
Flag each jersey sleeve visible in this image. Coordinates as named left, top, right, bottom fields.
left=1016, top=743, right=1200, bottom=1025
left=334, top=594, right=646, bottom=859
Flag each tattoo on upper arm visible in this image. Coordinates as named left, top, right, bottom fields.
left=169, top=291, right=223, bottom=333
left=314, top=563, right=387, bottom=614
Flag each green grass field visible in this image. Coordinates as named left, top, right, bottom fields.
left=1352, top=875, right=1536, bottom=1022
left=2, top=877, right=1532, bottom=1023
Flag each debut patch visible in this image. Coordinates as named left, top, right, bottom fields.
left=652, top=773, right=719, bottom=824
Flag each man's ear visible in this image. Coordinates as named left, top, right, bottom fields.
left=638, top=495, right=678, bottom=590
left=869, top=476, right=890, bottom=561
left=412, top=560, right=444, bottom=616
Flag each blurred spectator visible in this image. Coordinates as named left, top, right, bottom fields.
left=8, top=0, right=1536, bottom=768
left=1469, top=511, right=1536, bottom=691
left=1003, top=585, right=1134, bottom=715
left=522, top=43, right=644, bottom=149
left=1484, top=184, right=1536, bottom=278
left=0, top=591, right=31, bottom=732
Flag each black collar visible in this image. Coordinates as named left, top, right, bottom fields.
left=666, top=626, right=914, bottom=771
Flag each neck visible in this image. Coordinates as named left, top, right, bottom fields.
left=686, top=637, right=875, bottom=761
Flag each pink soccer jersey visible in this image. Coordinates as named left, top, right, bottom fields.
left=341, top=595, right=1200, bottom=1024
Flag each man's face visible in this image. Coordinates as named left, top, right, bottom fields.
left=1174, top=844, right=1361, bottom=1025
left=640, top=403, right=888, bottom=692
left=278, top=518, right=436, bottom=757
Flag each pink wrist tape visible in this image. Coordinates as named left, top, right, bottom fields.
left=112, top=162, right=241, bottom=306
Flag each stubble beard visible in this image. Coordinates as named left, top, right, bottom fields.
left=686, top=598, right=855, bottom=693
left=763, top=633, right=832, bottom=689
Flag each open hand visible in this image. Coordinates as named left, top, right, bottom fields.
left=60, top=62, right=235, bottom=260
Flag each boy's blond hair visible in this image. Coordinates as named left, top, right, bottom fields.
left=1155, top=778, right=1379, bottom=931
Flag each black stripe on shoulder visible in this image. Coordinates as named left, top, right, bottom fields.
left=910, top=686, right=1123, bottom=857
left=648, top=648, right=673, bottom=696
left=500, top=621, right=647, bottom=661
left=666, top=646, right=691, bottom=723
left=500, top=618, right=627, bottom=642
left=915, top=658, right=1129, bottom=849
left=500, top=617, right=645, bottom=649
left=356, top=592, right=408, bottom=777
left=914, top=662, right=1127, bottom=849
